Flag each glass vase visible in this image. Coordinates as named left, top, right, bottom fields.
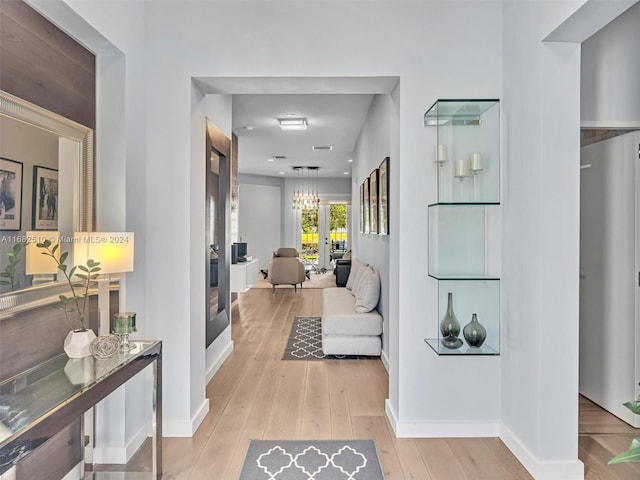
left=440, top=292, right=460, bottom=338
left=463, top=313, right=487, bottom=348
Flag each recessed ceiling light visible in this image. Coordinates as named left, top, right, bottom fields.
left=267, top=158, right=275, bottom=162
left=343, top=171, right=350, bottom=175
left=243, top=125, right=254, bottom=131
left=285, top=113, right=297, bottom=117
left=268, top=155, right=286, bottom=162
left=312, top=145, right=332, bottom=151
left=278, top=118, right=308, bottom=131
left=279, top=171, right=285, bottom=175
left=347, top=158, right=353, bottom=163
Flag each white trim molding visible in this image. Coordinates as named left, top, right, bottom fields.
left=385, top=400, right=499, bottom=438
left=500, top=425, right=585, bottom=480
left=163, top=399, right=210, bottom=437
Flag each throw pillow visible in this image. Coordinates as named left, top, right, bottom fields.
left=342, top=249, right=352, bottom=260
left=351, top=263, right=371, bottom=295
left=346, top=258, right=362, bottom=290
left=355, top=268, right=380, bottom=313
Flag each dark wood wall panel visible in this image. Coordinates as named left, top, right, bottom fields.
left=0, top=290, right=118, bottom=382
left=0, top=0, right=95, bottom=128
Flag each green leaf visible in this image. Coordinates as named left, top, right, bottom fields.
left=624, top=400, right=640, bottom=415
left=76, top=274, right=88, bottom=280
left=59, top=294, right=69, bottom=302
left=78, top=265, right=89, bottom=272
left=0, top=280, right=9, bottom=285
left=608, top=444, right=640, bottom=464
left=68, top=266, right=77, bottom=278
left=7, top=252, right=15, bottom=260
left=52, top=243, right=59, bottom=255
left=90, top=266, right=102, bottom=273
left=59, top=251, right=68, bottom=264
left=0, top=272, right=10, bottom=278
left=59, top=264, right=67, bottom=272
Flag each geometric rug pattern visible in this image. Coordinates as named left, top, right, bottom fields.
left=239, top=439, right=385, bottom=480
left=282, top=317, right=358, bottom=361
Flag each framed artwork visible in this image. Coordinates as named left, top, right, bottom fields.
left=369, top=168, right=379, bottom=234
left=363, top=177, right=370, bottom=234
left=378, top=157, right=389, bottom=235
left=359, top=182, right=365, bottom=233
left=33, top=166, right=59, bottom=230
left=0, top=157, right=24, bottom=231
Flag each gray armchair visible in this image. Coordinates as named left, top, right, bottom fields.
left=267, top=248, right=305, bottom=292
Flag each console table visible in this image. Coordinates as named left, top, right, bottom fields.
left=0, top=340, right=162, bottom=479
left=230, top=258, right=259, bottom=293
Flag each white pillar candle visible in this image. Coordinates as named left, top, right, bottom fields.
left=470, top=153, right=483, bottom=171
left=455, top=159, right=469, bottom=177
left=434, top=144, right=448, bottom=162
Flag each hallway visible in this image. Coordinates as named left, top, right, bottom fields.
left=162, top=289, right=531, bottom=479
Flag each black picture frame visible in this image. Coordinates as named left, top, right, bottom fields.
left=378, top=157, right=389, bottom=235
left=32, top=165, right=59, bottom=230
left=363, top=177, right=370, bottom=234
left=369, top=168, right=379, bottom=234
left=0, top=157, right=24, bottom=231
left=359, top=182, right=365, bottom=233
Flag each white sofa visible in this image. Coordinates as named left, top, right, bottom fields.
left=321, top=259, right=382, bottom=356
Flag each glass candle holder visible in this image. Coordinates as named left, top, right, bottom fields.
left=112, top=312, right=137, bottom=351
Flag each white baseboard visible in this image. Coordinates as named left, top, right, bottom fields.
left=163, top=398, right=210, bottom=437
left=500, top=425, right=584, bottom=479
left=93, top=424, right=148, bottom=464
left=385, top=399, right=499, bottom=437
left=206, top=340, right=234, bottom=383
left=380, top=349, right=389, bottom=373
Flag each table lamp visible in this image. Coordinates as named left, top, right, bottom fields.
left=25, top=231, right=59, bottom=285
left=73, top=232, right=134, bottom=335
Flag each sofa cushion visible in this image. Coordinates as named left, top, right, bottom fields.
left=275, top=247, right=298, bottom=257
left=322, top=288, right=383, bottom=336
left=355, top=268, right=380, bottom=313
left=350, top=261, right=370, bottom=293
left=346, top=258, right=363, bottom=290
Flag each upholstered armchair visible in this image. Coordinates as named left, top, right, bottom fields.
left=267, top=248, right=305, bottom=292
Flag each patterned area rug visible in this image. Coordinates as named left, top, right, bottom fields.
left=239, top=440, right=385, bottom=480
left=283, top=317, right=358, bottom=360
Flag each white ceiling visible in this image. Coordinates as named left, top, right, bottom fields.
left=232, top=93, right=374, bottom=178
left=194, top=77, right=398, bottom=178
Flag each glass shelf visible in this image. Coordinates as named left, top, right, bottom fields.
left=424, top=99, right=499, bottom=126
left=425, top=99, right=500, bottom=204
left=428, top=204, right=500, bottom=279
left=424, top=338, right=499, bottom=356
left=429, top=273, right=500, bottom=281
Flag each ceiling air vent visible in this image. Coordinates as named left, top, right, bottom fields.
left=273, top=155, right=286, bottom=160
left=312, top=145, right=333, bottom=151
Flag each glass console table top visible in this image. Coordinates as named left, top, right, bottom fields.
left=0, top=341, right=160, bottom=449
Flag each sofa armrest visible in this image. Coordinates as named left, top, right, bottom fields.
left=334, top=259, right=352, bottom=287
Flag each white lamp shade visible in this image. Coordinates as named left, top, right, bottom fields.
left=25, top=231, right=60, bottom=274
left=73, top=232, right=134, bottom=274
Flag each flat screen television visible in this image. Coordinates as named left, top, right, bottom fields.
left=234, top=242, right=247, bottom=261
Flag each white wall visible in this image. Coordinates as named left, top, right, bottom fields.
left=52, top=0, right=504, bottom=442
left=581, top=1, right=640, bottom=127
left=352, top=94, right=392, bottom=362
left=238, top=183, right=281, bottom=270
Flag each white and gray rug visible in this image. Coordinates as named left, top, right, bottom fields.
left=283, top=317, right=358, bottom=360
left=239, top=440, right=385, bottom=480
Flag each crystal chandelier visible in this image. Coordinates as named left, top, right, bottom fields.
left=292, top=166, right=320, bottom=209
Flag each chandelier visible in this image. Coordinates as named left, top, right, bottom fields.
left=292, top=166, right=320, bottom=210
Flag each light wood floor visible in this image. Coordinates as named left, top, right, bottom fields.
left=161, top=288, right=638, bottom=479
